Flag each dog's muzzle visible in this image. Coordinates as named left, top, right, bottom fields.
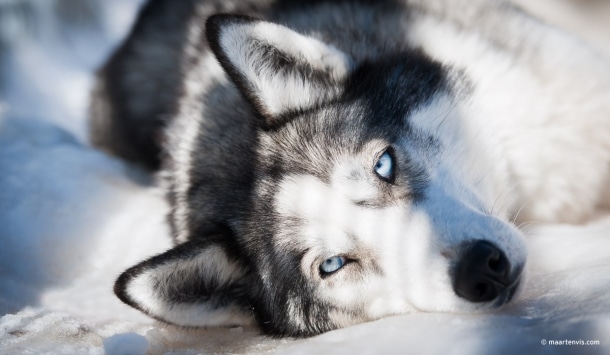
left=452, top=240, right=520, bottom=305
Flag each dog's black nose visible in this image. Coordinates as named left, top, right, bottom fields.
left=452, top=240, right=511, bottom=303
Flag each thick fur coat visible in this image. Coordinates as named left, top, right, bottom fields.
left=90, top=0, right=610, bottom=337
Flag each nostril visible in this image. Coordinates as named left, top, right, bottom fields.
left=488, top=250, right=510, bottom=280
left=488, top=253, right=501, bottom=271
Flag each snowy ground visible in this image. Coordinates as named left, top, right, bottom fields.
left=1, top=1, right=610, bottom=354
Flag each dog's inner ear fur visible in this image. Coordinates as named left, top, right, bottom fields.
left=206, top=14, right=353, bottom=126
left=114, top=238, right=254, bottom=328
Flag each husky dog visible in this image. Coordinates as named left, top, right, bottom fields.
left=90, top=0, right=610, bottom=336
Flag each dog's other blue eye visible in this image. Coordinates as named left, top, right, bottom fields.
left=374, top=150, right=394, bottom=181
left=320, top=256, right=347, bottom=275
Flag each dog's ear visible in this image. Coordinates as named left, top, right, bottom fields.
left=114, top=236, right=254, bottom=327
left=206, top=14, right=353, bottom=126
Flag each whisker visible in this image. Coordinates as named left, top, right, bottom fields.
left=490, top=181, right=520, bottom=217
left=510, top=196, right=536, bottom=225
left=516, top=220, right=542, bottom=233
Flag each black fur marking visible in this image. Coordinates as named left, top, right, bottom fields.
left=345, top=52, right=446, bottom=133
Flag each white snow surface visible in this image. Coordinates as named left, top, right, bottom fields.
left=1, top=1, right=609, bottom=354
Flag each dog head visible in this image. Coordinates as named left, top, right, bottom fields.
left=115, top=15, right=527, bottom=337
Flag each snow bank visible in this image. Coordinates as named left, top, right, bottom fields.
left=1, top=0, right=609, bottom=354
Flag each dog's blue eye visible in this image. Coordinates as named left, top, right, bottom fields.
left=374, top=150, right=394, bottom=181
left=320, top=256, right=347, bottom=275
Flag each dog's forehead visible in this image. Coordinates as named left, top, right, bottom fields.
left=257, top=52, right=448, bottom=171
left=257, top=106, right=367, bottom=184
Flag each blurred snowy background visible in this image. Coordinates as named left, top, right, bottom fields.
left=1, top=0, right=610, bottom=354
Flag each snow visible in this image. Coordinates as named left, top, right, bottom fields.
left=103, top=333, right=149, bottom=355
left=1, top=1, right=609, bottom=354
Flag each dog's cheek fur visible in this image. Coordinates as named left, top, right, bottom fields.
left=253, top=266, right=342, bottom=336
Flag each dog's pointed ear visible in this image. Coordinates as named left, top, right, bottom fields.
left=206, top=14, right=353, bottom=126
left=114, top=236, right=254, bottom=327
